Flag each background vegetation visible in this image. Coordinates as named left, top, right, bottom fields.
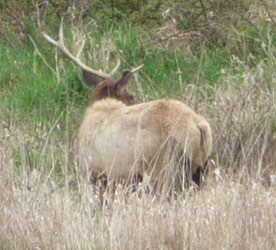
left=0, top=0, right=276, bottom=249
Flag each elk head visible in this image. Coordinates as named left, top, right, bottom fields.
left=42, top=20, right=143, bottom=106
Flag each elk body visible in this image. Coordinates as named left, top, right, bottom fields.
left=42, top=22, right=212, bottom=192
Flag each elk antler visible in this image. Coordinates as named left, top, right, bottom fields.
left=42, top=20, right=121, bottom=79
left=130, top=64, right=144, bottom=73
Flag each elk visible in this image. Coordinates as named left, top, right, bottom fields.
left=42, top=21, right=212, bottom=193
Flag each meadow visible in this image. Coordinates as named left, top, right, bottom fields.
left=1, top=0, right=276, bottom=249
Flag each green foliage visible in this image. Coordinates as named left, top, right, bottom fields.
left=91, top=0, right=164, bottom=25
left=1, top=0, right=35, bottom=12
left=0, top=41, right=88, bottom=124
left=111, top=22, right=231, bottom=96
left=1, top=18, right=275, bottom=125
left=1, top=0, right=276, bottom=125
left=14, top=150, right=42, bottom=172
left=231, top=24, right=276, bottom=65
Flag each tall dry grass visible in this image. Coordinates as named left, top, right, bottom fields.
left=1, top=63, right=276, bottom=249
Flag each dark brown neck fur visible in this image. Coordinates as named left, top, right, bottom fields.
left=88, top=79, right=135, bottom=106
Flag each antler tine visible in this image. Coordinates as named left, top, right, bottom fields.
left=41, top=20, right=65, bottom=49
left=109, top=59, right=121, bottom=77
left=58, top=19, right=65, bottom=47
left=42, top=20, right=118, bottom=79
left=76, top=40, right=86, bottom=59
left=130, top=64, right=144, bottom=73
left=42, top=32, right=59, bottom=48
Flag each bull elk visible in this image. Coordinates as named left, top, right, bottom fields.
left=42, top=21, right=212, bottom=194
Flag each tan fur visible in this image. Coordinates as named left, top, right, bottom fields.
left=78, top=97, right=212, bottom=188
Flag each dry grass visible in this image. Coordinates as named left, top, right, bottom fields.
left=1, top=62, right=276, bottom=249
left=1, top=156, right=276, bottom=249
left=182, top=62, right=276, bottom=179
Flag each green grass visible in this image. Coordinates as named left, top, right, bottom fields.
left=231, top=24, right=276, bottom=66
left=1, top=19, right=275, bottom=124
left=0, top=1, right=276, bottom=130
left=0, top=41, right=88, bottom=124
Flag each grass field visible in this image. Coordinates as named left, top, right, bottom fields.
left=1, top=0, right=276, bottom=249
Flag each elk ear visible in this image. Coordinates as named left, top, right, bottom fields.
left=82, top=70, right=102, bottom=88
left=113, top=71, right=132, bottom=91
